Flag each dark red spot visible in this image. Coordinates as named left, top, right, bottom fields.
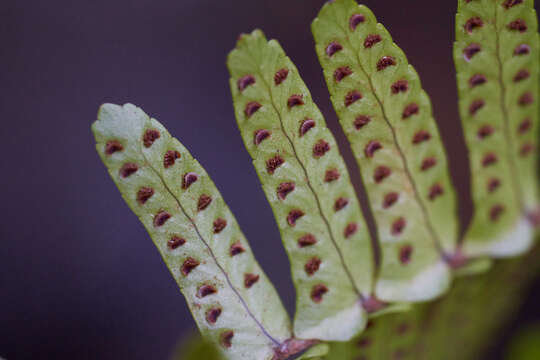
left=490, top=205, right=505, bottom=222
left=197, top=284, right=217, bottom=298
left=482, top=153, right=498, bottom=167
left=514, top=44, right=530, bottom=55
left=374, top=166, right=391, bottom=183
left=357, top=338, right=372, bottom=348
left=167, top=236, right=185, bottom=250
left=364, top=34, right=382, bottom=48
left=527, top=207, right=540, bottom=227
left=463, top=43, right=481, bottom=60
left=300, top=119, right=316, bottom=136
left=377, top=56, right=396, bottom=71
left=477, top=125, right=494, bottom=139
left=428, top=183, right=444, bottom=200
left=244, top=273, right=260, bottom=288
left=393, top=349, right=408, bottom=360
left=518, top=118, right=532, bottom=134
left=181, top=257, right=200, bottom=276
left=464, top=17, right=483, bottom=33
left=287, top=209, right=304, bottom=226
left=349, top=14, right=365, bottom=30
left=305, top=257, right=321, bottom=276
left=391, top=80, right=409, bottom=94
left=520, top=143, right=534, bottom=156
left=182, top=172, right=198, bottom=189
left=345, top=90, right=362, bottom=106
left=213, top=218, right=227, bottom=233
left=344, top=223, right=358, bottom=238
left=412, top=130, right=431, bottom=144
left=274, top=68, right=289, bottom=85
left=469, top=74, right=487, bottom=87
left=325, top=169, right=340, bottom=182
left=237, top=75, right=255, bottom=91
left=518, top=92, right=533, bottom=106
left=391, top=217, right=406, bottom=236
left=487, top=178, right=501, bottom=193
left=197, top=194, right=212, bottom=211
left=469, top=99, right=485, bottom=115
left=421, top=157, right=437, bottom=171
left=311, top=284, right=328, bottom=303
left=277, top=182, right=295, bottom=200
left=298, top=234, right=317, bottom=247
left=396, top=323, right=410, bottom=334
left=143, top=129, right=160, bottom=148
left=383, top=192, right=399, bottom=208
left=366, top=320, right=375, bottom=329
left=230, top=241, right=245, bottom=256
left=399, top=245, right=413, bottom=264
left=164, top=150, right=181, bottom=168
left=326, top=42, right=343, bottom=57
left=334, top=66, right=352, bottom=82
left=288, top=94, right=304, bottom=108
left=206, top=308, right=222, bottom=324
left=120, top=163, right=138, bottom=178
left=514, top=69, right=530, bottom=82
left=245, top=102, right=262, bottom=118
left=220, top=331, right=234, bottom=348
left=254, top=129, right=271, bottom=145
left=508, top=19, right=527, bottom=32
left=365, top=140, right=382, bottom=157
left=354, top=115, right=371, bottom=129
left=266, top=155, right=284, bottom=174
left=137, top=187, right=154, bottom=204
left=154, top=210, right=171, bottom=227
left=313, top=139, right=330, bottom=157
left=402, top=103, right=419, bottom=119
left=334, top=197, right=349, bottom=211
left=503, top=0, right=523, bottom=9
left=105, top=140, right=123, bottom=155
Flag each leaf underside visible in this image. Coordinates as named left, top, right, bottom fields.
left=312, top=0, right=457, bottom=302
left=454, top=0, right=539, bottom=257
left=227, top=30, right=375, bottom=341
left=92, top=103, right=291, bottom=360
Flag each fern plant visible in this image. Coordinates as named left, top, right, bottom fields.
left=91, top=0, right=539, bottom=359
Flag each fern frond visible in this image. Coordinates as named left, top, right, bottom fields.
left=227, top=30, right=375, bottom=341
left=454, top=0, right=539, bottom=257
left=312, top=0, right=456, bottom=302
left=92, top=103, right=291, bottom=360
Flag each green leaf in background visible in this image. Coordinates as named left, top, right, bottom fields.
left=312, top=0, right=456, bottom=302
left=506, top=324, right=540, bottom=360
left=170, top=334, right=223, bottom=360
left=454, top=0, right=539, bottom=257
left=92, top=104, right=292, bottom=360
left=227, top=30, right=375, bottom=341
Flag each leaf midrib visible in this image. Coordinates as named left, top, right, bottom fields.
left=243, top=44, right=365, bottom=300
left=493, top=6, right=525, bottom=213
left=137, top=138, right=282, bottom=347
left=324, top=14, right=446, bottom=256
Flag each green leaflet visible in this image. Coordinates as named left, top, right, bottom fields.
left=506, top=325, right=540, bottom=360
left=92, top=104, right=292, bottom=360
left=312, top=0, right=456, bottom=302
left=227, top=30, right=374, bottom=341
left=454, top=0, right=539, bottom=257
left=321, top=306, right=424, bottom=360
left=170, top=334, right=222, bottom=360
left=319, top=243, right=540, bottom=360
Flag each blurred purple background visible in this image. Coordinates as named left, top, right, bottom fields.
left=1, top=0, right=539, bottom=359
